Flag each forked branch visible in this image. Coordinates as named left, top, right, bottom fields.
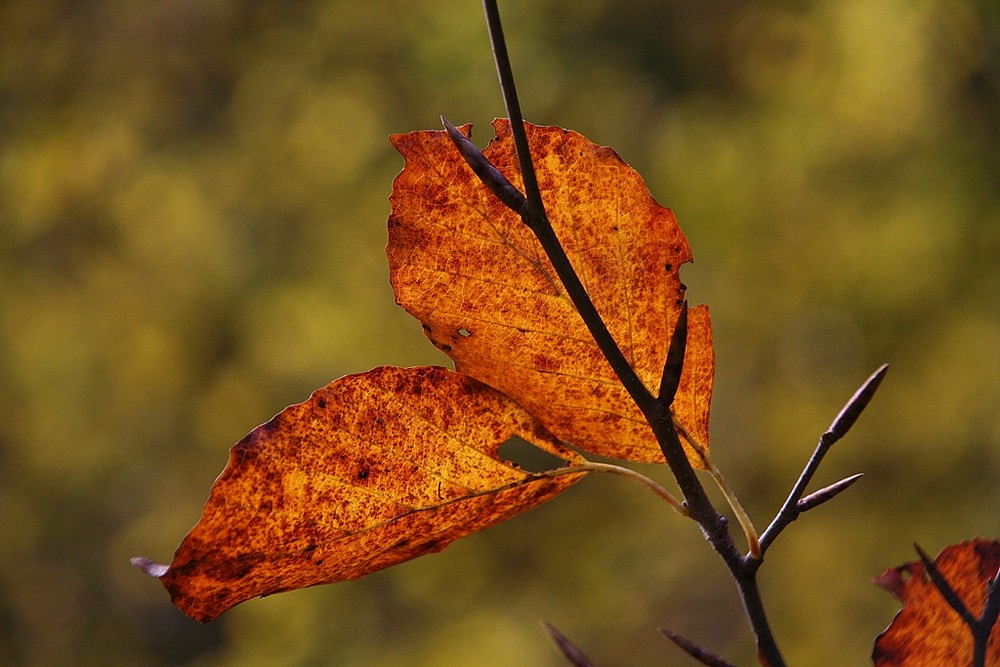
left=759, top=364, right=888, bottom=553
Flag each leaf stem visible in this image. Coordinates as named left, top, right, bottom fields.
left=552, top=461, right=688, bottom=517
left=706, top=460, right=761, bottom=559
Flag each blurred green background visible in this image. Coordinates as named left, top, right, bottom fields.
left=2, top=0, right=998, bottom=664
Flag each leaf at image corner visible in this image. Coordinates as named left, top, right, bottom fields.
left=873, top=538, right=1000, bottom=666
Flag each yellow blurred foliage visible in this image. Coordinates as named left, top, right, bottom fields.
left=1, top=1, right=997, bottom=665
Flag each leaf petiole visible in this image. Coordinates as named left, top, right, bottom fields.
left=705, top=459, right=761, bottom=559
left=548, top=461, right=689, bottom=517
left=669, top=415, right=761, bottom=558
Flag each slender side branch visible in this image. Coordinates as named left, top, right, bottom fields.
left=659, top=628, right=739, bottom=667
left=658, top=300, right=688, bottom=406
left=796, top=473, right=864, bottom=513
left=541, top=621, right=596, bottom=667
left=914, top=544, right=977, bottom=625
left=442, top=116, right=529, bottom=216
left=759, top=364, right=888, bottom=553
left=482, top=0, right=545, bottom=219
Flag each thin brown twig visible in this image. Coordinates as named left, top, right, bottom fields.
left=541, top=621, right=596, bottom=667
left=759, top=364, right=888, bottom=553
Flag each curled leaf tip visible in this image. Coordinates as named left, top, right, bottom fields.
left=130, top=557, right=169, bottom=578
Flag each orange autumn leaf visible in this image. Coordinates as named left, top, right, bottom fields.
left=135, top=366, right=585, bottom=622
left=873, top=539, right=1000, bottom=666
left=387, top=119, right=714, bottom=466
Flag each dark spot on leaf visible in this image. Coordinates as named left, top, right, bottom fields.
left=208, top=552, right=265, bottom=581
left=304, top=543, right=317, bottom=552
left=316, top=397, right=327, bottom=409
left=232, top=432, right=264, bottom=462
left=441, top=343, right=452, bottom=352
left=664, top=263, right=673, bottom=272
left=357, top=468, right=370, bottom=480
left=422, top=323, right=432, bottom=333
left=314, top=559, right=324, bottom=565
left=394, top=539, right=409, bottom=549
left=532, top=353, right=557, bottom=372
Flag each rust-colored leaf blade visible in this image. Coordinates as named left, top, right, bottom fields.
left=388, top=119, right=714, bottom=466
left=873, top=539, right=1000, bottom=665
left=138, top=366, right=585, bottom=622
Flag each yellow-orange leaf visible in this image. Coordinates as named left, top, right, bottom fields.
left=873, top=539, right=1000, bottom=665
left=137, top=366, right=585, bottom=622
left=388, top=119, right=714, bottom=466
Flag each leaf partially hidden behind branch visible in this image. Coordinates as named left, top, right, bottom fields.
left=134, top=366, right=586, bottom=622
left=873, top=539, right=1000, bottom=666
left=388, top=119, right=714, bottom=466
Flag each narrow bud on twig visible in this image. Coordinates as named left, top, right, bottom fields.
left=659, top=628, right=738, bottom=667
left=826, top=363, right=889, bottom=441
left=796, top=473, right=864, bottom=513
left=658, top=301, right=688, bottom=409
left=441, top=116, right=530, bottom=217
left=541, top=621, right=596, bottom=667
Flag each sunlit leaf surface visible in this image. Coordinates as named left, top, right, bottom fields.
left=388, top=119, right=714, bottom=465
left=138, top=366, right=584, bottom=621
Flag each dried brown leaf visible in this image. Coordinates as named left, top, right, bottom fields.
left=388, top=119, right=714, bottom=466
left=138, top=366, right=585, bottom=621
left=873, top=539, right=1000, bottom=665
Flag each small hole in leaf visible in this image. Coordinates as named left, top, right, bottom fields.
left=458, top=328, right=472, bottom=337
left=498, top=437, right=567, bottom=473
